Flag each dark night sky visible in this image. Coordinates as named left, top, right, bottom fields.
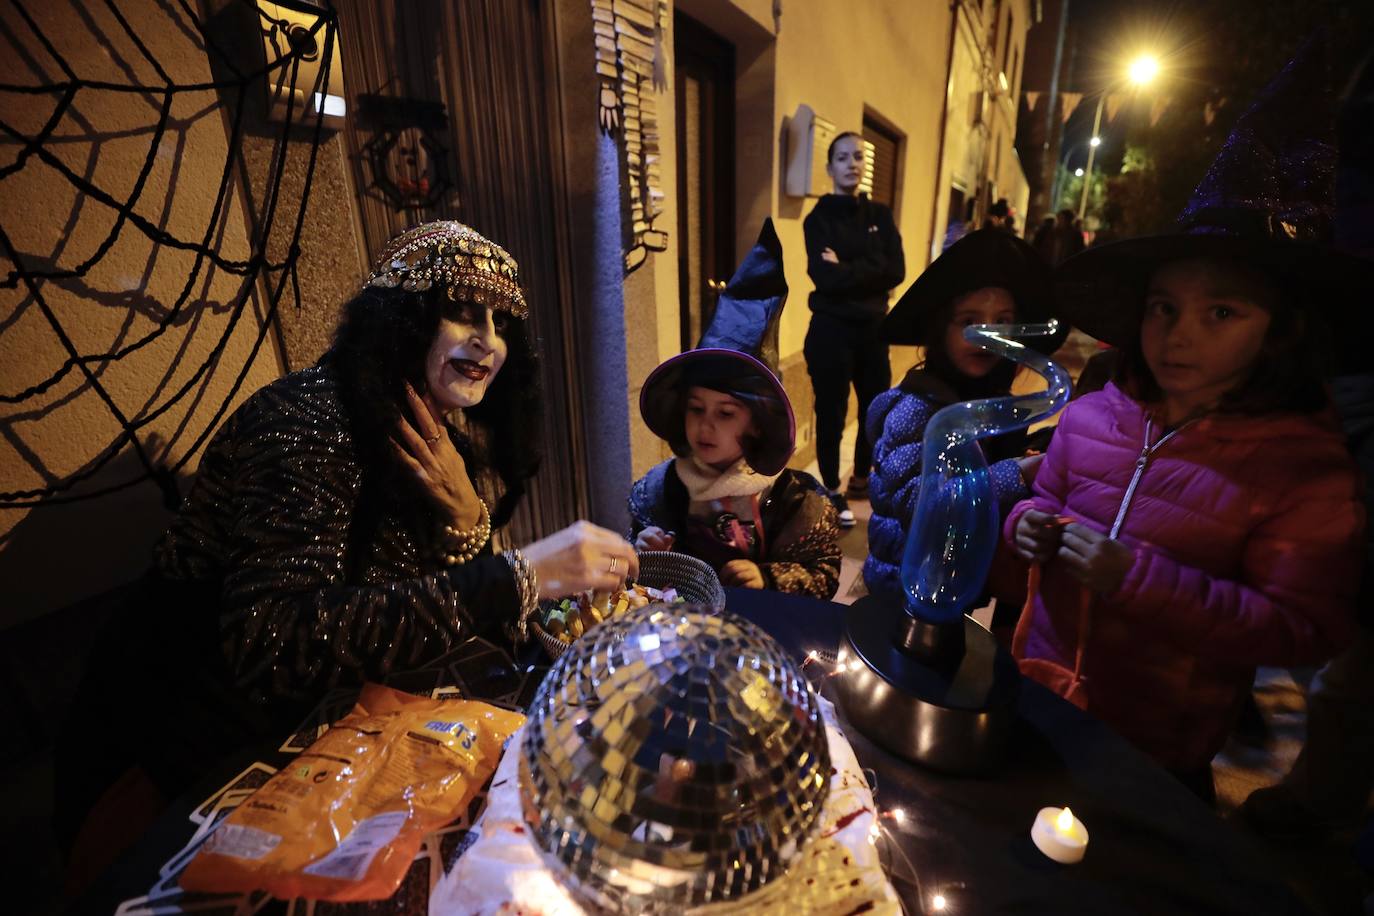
left=1043, top=0, right=1368, bottom=170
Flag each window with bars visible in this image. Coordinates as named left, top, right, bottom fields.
left=860, top=117, right=903, bottom=210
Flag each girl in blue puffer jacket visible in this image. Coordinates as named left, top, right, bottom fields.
left=863, top=229, right=1065, bottom=598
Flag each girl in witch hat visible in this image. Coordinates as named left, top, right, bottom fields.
left=863, top=229, right=1067, bottom=607
left=631, top=221, right=843, bottom=599
left=1009, top=39, right=1367, bottom=802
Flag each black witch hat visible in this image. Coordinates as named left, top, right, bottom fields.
left=883, top=228, right=1066, bottom=353
left=640, top=220, right=795, bottom=475
left=1056, top=34, right=1370, bottom=373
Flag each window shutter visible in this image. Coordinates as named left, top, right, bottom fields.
left=862, top=120, right=900, bottom=209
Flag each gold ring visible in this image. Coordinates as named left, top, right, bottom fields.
left=608, top=556, right=620, bottom=575
left=425, top=432, right=442, bottom=445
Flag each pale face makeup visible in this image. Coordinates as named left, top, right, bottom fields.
left=423, top=302, right=509, bottom=412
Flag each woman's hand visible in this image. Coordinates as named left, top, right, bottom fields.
left=522, top=521, right=640, bottom=598
left=635, top=526, right=675, bottom=551
left=391, top=383, right=482, bottom=529
left=720, top=559, right=765, bottom=589
left=1058, top=523, right=1135, bottom=594
left=1013, top=509, right=1064, bottom=563
left=821, top=247, right=840, bottom=264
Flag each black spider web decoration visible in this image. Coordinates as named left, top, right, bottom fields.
left=0, top=0, right=336, bottom=508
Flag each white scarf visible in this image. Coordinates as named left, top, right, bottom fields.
left=674, top=455, right=778, bottom=504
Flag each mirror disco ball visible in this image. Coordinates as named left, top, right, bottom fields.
left=519, top=603, right=831, bottom=912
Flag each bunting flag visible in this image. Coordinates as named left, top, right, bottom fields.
left=1203, top=96, right=1227, bottom=127
left=1105, top=93, right=1124, bottom=123
left=1024, top=91, right=1042, bottom=114
left=1060, top=92, right=1084, bottom=123
left=1150, top=95, right=1170, bottom=127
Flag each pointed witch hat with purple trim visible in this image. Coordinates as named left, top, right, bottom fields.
left=640, top=220, right=796, bottom=475
left=1056, top=33, right=1371, bottom=374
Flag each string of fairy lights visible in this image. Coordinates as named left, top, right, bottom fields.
left=800, top=648, right=952, bottom=914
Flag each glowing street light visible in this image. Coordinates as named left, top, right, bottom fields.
left=1074, top=167, right=1084, bottom=177
left=1129, top=54, right=1160, bottom=87
left=1078, top=52, right=1162, bottom=221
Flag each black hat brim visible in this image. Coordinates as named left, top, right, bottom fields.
left=1055, top=233, right=1370, bottom=374
left=883, top=229, right=1066, bottom=354
left=639, top=349, right=796, bottom=476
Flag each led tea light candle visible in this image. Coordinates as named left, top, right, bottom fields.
left=1031, top=806, right=1089, bottom=864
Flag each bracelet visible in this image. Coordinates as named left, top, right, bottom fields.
left=440, top=499, right=491, bottom=565
left=502, top=548, right=539, bottom=643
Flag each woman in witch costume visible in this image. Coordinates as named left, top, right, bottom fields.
left=1008, top=45, right=1366, bottom=802
left=630, top=221, right=842, bottom=599
left=59, top=222, right=639, bottom=871
left=863, top=229, right=1065, bottom=603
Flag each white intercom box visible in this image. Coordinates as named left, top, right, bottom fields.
left=785, top=104, right=838, bottom=198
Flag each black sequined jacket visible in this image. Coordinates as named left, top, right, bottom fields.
left=628, top=460, right=842, bottom=599
left=154, top=363, right=519, bottom=706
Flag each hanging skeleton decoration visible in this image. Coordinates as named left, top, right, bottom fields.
left=592, top=0, right=669, bottom=274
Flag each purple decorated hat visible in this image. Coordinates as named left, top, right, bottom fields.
left=640, top=220, right=796, bottom=475
left=1056, top=34, right=1371, bottom=373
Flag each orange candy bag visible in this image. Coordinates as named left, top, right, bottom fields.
left=180, top=683, right=524, bottom=901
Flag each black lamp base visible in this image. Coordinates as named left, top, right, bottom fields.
left=832, top=593, right=1020, bottom=774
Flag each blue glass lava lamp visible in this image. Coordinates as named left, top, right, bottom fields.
left=834, top=322, right=1071, bottom=772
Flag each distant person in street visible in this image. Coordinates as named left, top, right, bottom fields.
left=1034, top=208, right=1085, bottom=265
left=803, top=131, right=905, bottom=528
left=983, top=197, right=1011, bottom=231
left=942, top=199, right=976, bottom=252
left=1033, top=215, right=1055, bottom=251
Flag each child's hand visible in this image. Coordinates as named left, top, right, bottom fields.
left=635, top=526, right=675, bottom=551
left=1058, top=523, right=1135, bottom=594
left=821, top=247, right=840, bottom=264
left=720, top=559, right=765, bottom=589
left=1016, top=453, right=1044, bottom=486
left=1013, top=509, right=1063, bottom=562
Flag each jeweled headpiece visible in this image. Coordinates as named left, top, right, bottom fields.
left=365, top=221, right=528, bottom=319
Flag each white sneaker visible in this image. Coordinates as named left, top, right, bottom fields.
left=829, top=491, right=856, bottom=528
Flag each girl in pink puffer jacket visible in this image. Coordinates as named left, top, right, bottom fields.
left=1009, top=253, right=1365, bottom=800
left=1006, top=47, right=1368, bottom=802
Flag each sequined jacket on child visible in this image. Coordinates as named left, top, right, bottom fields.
left=629, top=460, right=843, bottom=599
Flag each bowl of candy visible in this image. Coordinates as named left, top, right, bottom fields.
left=532, top=551, right=726, bottom=659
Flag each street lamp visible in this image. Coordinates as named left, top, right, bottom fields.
left=1129, top=55, right=1160, bottom=86
left=1074, top=167, right=1084, bottom=177
left=1077, top=54, right=1160, bottom=221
